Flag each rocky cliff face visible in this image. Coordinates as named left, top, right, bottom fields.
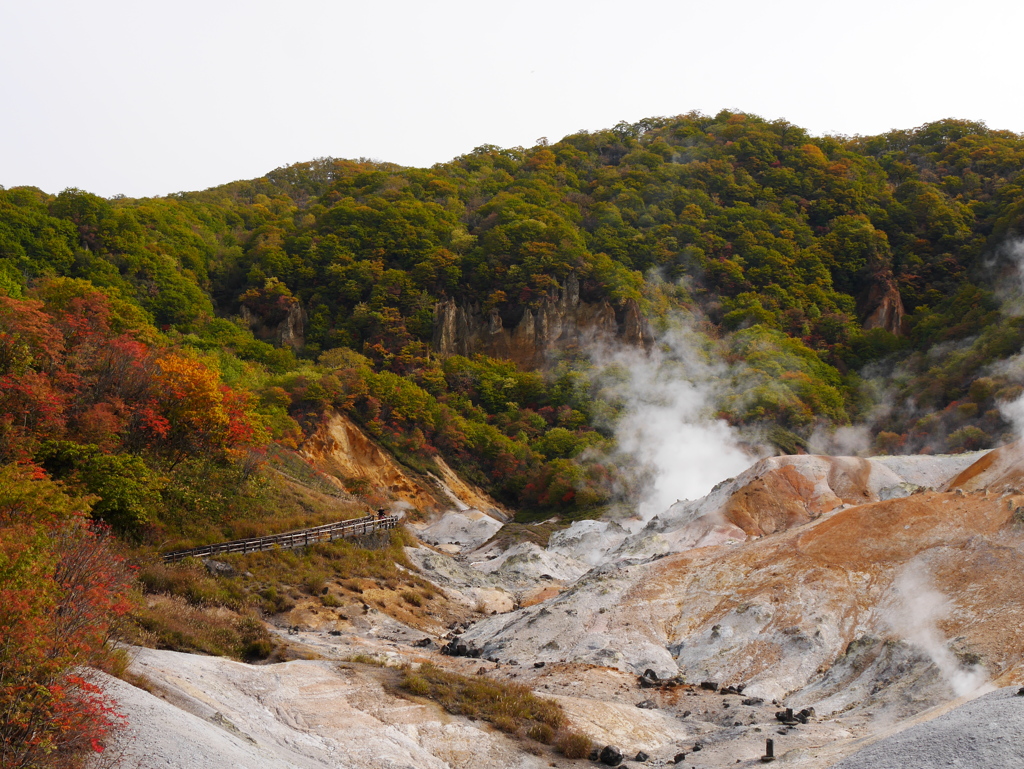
left=859, top=271, right=906, bottom=336
left=433, top=274, right=653, bottom=368
left=240, top=300, right=307, bottom=350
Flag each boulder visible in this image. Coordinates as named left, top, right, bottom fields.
left=599, top=745, right=623, bottom=766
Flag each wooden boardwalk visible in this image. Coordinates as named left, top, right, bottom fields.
left=161, top=514, right=400, bottom=563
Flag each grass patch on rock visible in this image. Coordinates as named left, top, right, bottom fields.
left=398, top=663, right=571, bottom=745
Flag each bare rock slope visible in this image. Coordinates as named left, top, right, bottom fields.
left=461, top=449, right=1024, bottom=711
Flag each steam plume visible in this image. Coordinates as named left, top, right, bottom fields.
left=885, top=564, right=987, bottom=697
left=591, top=318, right=755, bottom=521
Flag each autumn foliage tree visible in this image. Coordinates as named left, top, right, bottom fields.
left=0, top=283, right=262, bottom=467
left=0, top=464, right=133, bottom=768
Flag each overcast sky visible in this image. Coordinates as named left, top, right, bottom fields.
left=3, top=0, right=1022, bottom=199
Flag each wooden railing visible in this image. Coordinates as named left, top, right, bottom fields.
left=161, top=515, right=400, bottom=563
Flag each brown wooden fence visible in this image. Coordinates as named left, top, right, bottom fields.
left=161, top=514, right=400, bottom=563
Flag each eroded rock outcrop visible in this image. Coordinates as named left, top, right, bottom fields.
left=240, top=300, right=307, bottom=350
left=299, top=412, right=506, bottom=519
left=859, top=271, right=906, bottom=336
left=433, top=274, right=653, bottom=367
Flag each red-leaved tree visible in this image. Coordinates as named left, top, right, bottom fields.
left=0, top=464, right=133, bottom=768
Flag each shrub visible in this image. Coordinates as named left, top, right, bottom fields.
left=137, top=560, right=248, bottom=610
left=557, top=731, right=593, bottom=759
left=0, top=465, right=133, bottom=768
left=527, top=722, right=555, bottom=743
left=948, top=425, right=990, bottom=452
left=402, top=673, right=431, bottom=696
left=129, top=597, right=271, bottom=660
left=301, top=569, right=327, bottom=595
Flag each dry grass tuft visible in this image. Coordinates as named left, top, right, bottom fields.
left=556, top=731, right=593, bottom=759
left=398, top=663, right=566, bottom=743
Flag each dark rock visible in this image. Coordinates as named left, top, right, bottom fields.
left=692, top=743, right=703, bottom=752
left=743, top=697, right=765, bottom=706
left=1018, top=687, right=1024, bottom=696
left=534, top=661, right=545, bottom=668
left=700, top=681, right=719, bottom=691
left=599, top=745, right=623, bottom=766
left=412, top=637, right=433, bottom=648
left=775, top=706, right=814, bottom=724
left=673, top=752, right=687, bottom=764
left=202, top=559, right=237, bottom=577
left=636, top=700, right=657, bottom=709
left=328, top=630, right=342, bottom=636
left=720, top=685, right=742, bottom=695
left=681, top=710, right=691, bottom=718
left=635, top=751, right=649, bottom=762
left=775, top=707, right=799, bottom=725
left=589, top=748, right=601, bottom=762
left=638, top=671, right=659, bottom=688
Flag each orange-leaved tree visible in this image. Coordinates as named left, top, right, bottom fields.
left=152, top=353, right=262, bottom=462
left=0, top=464, right=133, bottom=768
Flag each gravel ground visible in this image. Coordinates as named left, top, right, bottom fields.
left=828, top=687, right=1024, bottom=769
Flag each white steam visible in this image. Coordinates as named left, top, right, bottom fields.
left=994, top=237, right=1024, bottom=315
left=592, top=320, right=755, bottom=521
left=989, top=236, right=1024, bottom=442
left=807, top=424, right=873, bottom=456
left=885, top=564, right=987, bottom=697
left=999, top=395, right=1024, bottom=441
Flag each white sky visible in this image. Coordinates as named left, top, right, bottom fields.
left=3, top=0, right=1022, bottom=199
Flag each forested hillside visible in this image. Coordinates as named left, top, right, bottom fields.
left=6, top=111, right=1024, bottom=482
left=3, top=111, right=1024, bottom=765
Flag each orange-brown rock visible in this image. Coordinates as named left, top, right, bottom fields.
left=859, top=271, right=906, bottom=336
left=944, top=440, right=1024, bottom=492
left=299, top=412, right=508, bottom=519
left=429, top=456, right=508, bottom=519
left=300, top=412, right=446, bottom=513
